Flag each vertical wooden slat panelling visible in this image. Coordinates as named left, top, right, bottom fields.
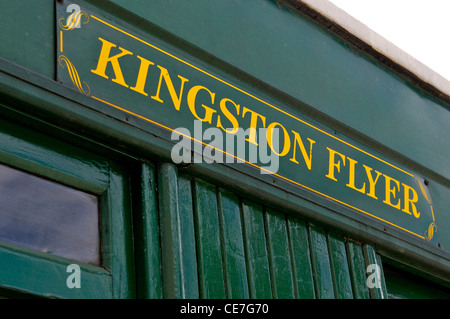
left=135, top=162, right=162, bottom=298
left=177, top=175, right=199, bottom=298
left=308, top=224, right=335, bottom=298
left=217, top=189, right=249, bottom=298
left=346, top=240, right=370, bottom=299
left=363, top=244, right=387, bottom=299
left=192, top=179, right=226, bottom=298
left=375, top=254, right=388, bottom=298
left=241, top=200, right=273, bottom=298
left=327, top=232, right=353, bottom=299
left=286, top=216, right=315, bottom=298
left=264, top=209, right=295, bottom=299
left=153, top=165, right=387, bottom=300
left=158, top=163, right=184, bottom=298
left=108, top=164, right=136, bottom=298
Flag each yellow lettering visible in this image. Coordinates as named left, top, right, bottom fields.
left=363, top=165, right=382, bottom=199
left=289, top=131, right=315, bottom=170
left=187, top=85, right=217, bottom=124
left=91, top=37, right=133, bottom=88
left=151, top=66, right=189, bottom=111
left=217, top=98, right=240, bottom=134
left=346, top=157, right=365, bottom=194
left=242, top=107, right=266, bottom=146
left=383, top=174, right=401, bottom=210
left=326, top=148, right=346, bottom=181
left=129, top=55, right=154, bottom=96
left=402, top=183, right=420, bottom=218
left=266, top=122, right=291, bottom=156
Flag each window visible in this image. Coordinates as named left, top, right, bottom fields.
left=0, top=116, right=134, bottom=298
left=0, top=163, right=100, bottom=265
left=383, top=263, right=450, bottom=299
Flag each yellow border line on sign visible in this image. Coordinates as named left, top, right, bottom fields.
left=90, top=14, right=414, bottom=178
left=91, top=95, right=425, bottom=240
left=60, top=31, right=63, bottom=53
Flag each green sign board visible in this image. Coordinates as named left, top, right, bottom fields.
left=56, top=1, right=438, bottom=245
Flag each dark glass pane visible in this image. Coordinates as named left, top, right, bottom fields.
left=384, top=264, right=450, bottom=299
left=0, top=163, right=100, bottom=265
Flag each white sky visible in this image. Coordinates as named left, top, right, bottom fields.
left=327, top=0, right=450, bottom=81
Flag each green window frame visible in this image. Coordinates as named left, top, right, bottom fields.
left=0, top=114, right=135, bottom=299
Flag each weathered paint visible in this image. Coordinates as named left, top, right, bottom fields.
left=286, top=216, right=316, bottom=298
left=218, top=189, right=249, bottom=298
left=328, top=232, right=353, bottom=299
left=0, top=0, right=448, bottom=299
left=346, top=240, right=370, bottom=299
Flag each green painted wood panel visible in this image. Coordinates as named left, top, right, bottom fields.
left=241, top=200, right=272, bottom=298
left=177, top=174, right=200, bottom=298
left=0, top=245, right=112, bottom=299
left=158, top=164, right=201, bottom=299
left=346, top=240, right=370, bottom=299
left=363, top=244, right=387, bottom=299
left=157, top=163, right=184, bottom=298
left=264, top=209, right=295, bottom=299
left=134, top=162, right=162, bottom=298
left=217, top=189, right=249, bottom=298
left=286, top=216, right=315, bottom=298
left=375, top=254, right=388, bottom=298
left=106, top=164, right=136, bottom=298
left=0, top=0, right=55, bottom=78
left=0, top=117, right=109, bottom=193
left=192, top=179, right=226, bottom=298
left=327, top=232, right=353, bottom=299
left=308, top=224, right=334, bottom=298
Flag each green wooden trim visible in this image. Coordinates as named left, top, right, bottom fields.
left=327, top=232, right=353, bottom=299
left=286, top=216, right=315, bottom=298
left=346, top=240, right=370, bottom=299
left=217, top=189, right=249, bottom=299
left=240, top=200, right=272, bottom=298
left=134, top=162, right=162, bottom=298
left=101, top=162, right=136, bottom=298
left=0, top=116, right=109, bottom=194
left=375, top=254, right=388, bottom=297
left=264, top=209, right=295, bottom=299
left=178, top=174, right=200, bottom=298
left=363, top=244, right=387, bottom=299
left=192, top=178, right=226, bottom=299
left=0, top=242, right=111, bottom=299
left=308, top=224, right=334, bottom=298
left=152, top=163, right=201, bottom=299
left=157, top=163, right=183, bottom=298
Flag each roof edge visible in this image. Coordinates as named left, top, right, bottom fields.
left=279, top=0, right=450, bottom=105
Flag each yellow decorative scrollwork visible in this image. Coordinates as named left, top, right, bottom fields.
left=59, top=10, right=89, bottom=30
left=414, top=177, right=436, bottom=241
left=415, top=176, right=432, bottom=204
left=425, top=221, right=437, bottom=241
left=58, top=55, right=90, bottom=95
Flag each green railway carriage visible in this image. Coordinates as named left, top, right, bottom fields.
left=0, top=0, right=449, bottom=299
